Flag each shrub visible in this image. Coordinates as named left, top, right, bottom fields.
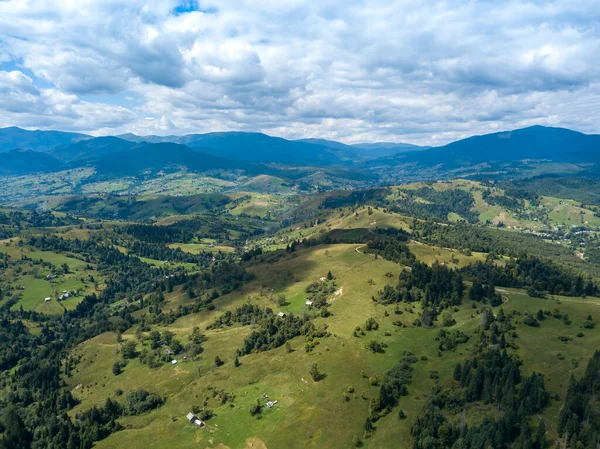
left=124, top=389, right=164, bottom=416
left=366, top=340, right=383, bottom=353
left=112, top=361, right=123, bottom=376
left=309, top=363, right=323, bottom=382
left=522, top=314, right=540, bottom=327
left=365, top=317, right=379, bottom=331
left=249, top=400, right=262, bottom=416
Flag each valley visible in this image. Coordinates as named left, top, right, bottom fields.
left=3, top=3, right=600, bottom=448
left=0, top=163, right=599, bottom=448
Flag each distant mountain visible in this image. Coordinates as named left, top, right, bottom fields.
left=294, top=138, right=360, bottom=161
left=4, top=125, right=599, bottom=179
left=352, top=142, right=429, bottom=158
left=0, top=149, right=63, bottom=175
left=375, top=126, right=600, bottom=169
left=118, top=132, right=346, bottom=165
left=92, top=142, right=251, bottom=176
left=0, top=127, right=89, bottom=153
left=50, top=136, right=137, bottom=162
left=118, top=131, right=428, bottom=164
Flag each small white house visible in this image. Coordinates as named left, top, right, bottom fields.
left=44, top=297, right=51, bottom=302
left=305, top=300, right=313, bottom=307
left=186, top=412, right=203, bottom=427
left=278, top=312, right=286, bottom=318
left=171, top=359, right=178, bottom=365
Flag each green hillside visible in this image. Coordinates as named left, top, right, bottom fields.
left=0, top=178, right=599, bottom=449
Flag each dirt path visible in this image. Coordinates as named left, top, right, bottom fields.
left=495, top=288, right=510, bottom=304
left=455, top=316, right=476, bottom=329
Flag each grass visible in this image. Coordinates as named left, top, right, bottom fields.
left=168, top=242, right=235, bottom=254
left=254, top=207, right=412, bottom=253
left=65, top=242, right=600, bottom=449
left=0, top=242, right=102, bottom=313
left=407, top=241, right=488, bottom=267
left=395, top=180, right=600, bottom=232
left=543, top=196, right=600, bottom=228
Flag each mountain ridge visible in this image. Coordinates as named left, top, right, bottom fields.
left=2, top=125, right=600, bottom=176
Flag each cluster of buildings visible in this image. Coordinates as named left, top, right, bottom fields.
left=43, top=290, right=76, bottom=302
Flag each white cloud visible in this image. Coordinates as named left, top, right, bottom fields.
left=0, top=0, right=599, bottom=144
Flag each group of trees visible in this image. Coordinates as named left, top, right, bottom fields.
left=501, top=176, right=600, bottom=207
left=124, top=215, right=267, bottom=245
left=412, top=349, right=549, bottom=449
left=305, top=277, right=337, bottom=309
left=468, top=281, right=502, bottom=305
left=390, top=187, right=479, bottom=223
left=415, top=221, right=572, bottom=259
left=364, top=230, right=415, bottom=266
left=237, top=312, right=327, bottom=356
left=375, top=260, right=465, bottom=326
left=462, top=257, right=598, bottom=297
left=558, top=350, right=600, bottom=448
left=207, top=303, right=268, bottom=329
left=482, top=190, right=524, bottom=210
left=0, top=221, right=252, bottom=448
left=0, top=209, right=81, bottom=228
left=125, top=240, right=217, bottom=265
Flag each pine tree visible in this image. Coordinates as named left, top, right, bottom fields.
left=535, top=421, right=546, bottom=449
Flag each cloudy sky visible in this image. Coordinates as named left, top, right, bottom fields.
left=0, top=0, right=599, bottom=145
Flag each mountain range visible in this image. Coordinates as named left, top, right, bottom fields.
left=378, top=125, right=600, bottom=168
left=0, top=125, right=598, bottom=179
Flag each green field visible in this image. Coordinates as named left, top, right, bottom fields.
left=0, top=241, right=102, bottom=313
left=169, top=241, right=235, bottom=254
left=64, top=243, right=600, bottom=449
left=2, top=174, right=600, bottom=449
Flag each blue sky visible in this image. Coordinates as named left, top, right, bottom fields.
left=0, top=0, right=599, bottom=145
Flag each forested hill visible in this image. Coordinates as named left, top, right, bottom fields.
left=0, top=149, right=63, bottom=175
left=369, top=125, right=600, bottom=169
left=0, top=126, right=89, bottom=152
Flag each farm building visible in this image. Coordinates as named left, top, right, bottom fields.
left=186, top=412, right=204, bottom=427
left=278, top=312, right=286, bottom=318
left=44, top=297, right=51, bottom=302
left=305, top=300, right=313, bottom=307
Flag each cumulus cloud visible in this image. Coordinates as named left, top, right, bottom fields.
left=0, top=0, right=599, bottom=144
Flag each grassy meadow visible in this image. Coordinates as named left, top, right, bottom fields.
left=64, top=243, right=600, bottom=449
left=0, top=240, right=103, bottom=313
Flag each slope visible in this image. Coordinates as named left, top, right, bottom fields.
left=0, top=149, right=64, bottom=175
left=0, top=126, right=89, bottom=152
left=118, top=132, right=347, bottom=165
left=386, top=125, right=600, bottom=169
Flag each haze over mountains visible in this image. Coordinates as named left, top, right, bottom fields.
left=0, top=125, right=598, bottom=178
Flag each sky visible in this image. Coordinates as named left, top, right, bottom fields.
left=0, top=0, right=599, bottom=146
